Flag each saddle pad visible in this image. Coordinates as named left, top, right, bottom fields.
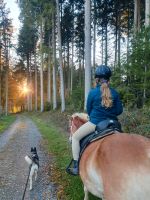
left=79, top=129, right=116, bottom=161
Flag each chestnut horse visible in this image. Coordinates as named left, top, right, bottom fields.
left=69, top=113, right=150, bottom=200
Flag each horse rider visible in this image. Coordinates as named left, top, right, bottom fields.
left=69, top=65, right=123, bottom=175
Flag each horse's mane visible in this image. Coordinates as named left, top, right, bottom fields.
left=71, top=112, right=89, bottom=121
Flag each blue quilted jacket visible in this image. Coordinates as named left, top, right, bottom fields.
left=86, top=84, right=123, bottom=125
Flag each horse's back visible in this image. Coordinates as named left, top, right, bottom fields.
left=80, top=133, right=150, bottom=200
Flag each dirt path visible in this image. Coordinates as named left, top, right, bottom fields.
left=0, top=115, right=58, bottom=200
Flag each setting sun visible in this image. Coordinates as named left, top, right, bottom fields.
left=22, top=85, right=29, bottom=94
left=18, top=81, right=30, bottom=95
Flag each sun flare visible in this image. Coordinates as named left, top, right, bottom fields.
left=22, top=85, right=29, bottom=94
left=18, top=81, right=30, bottom=95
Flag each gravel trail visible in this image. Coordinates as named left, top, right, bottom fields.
left=0, top=115, right=58, bottom=200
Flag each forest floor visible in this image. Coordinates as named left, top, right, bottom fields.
left=0, top=115, right=58, bottom=200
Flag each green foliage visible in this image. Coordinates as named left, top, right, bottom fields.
left=44, top=101, right=51, bottom=111
left=17, top=19, right=38, bottom=58
left=119, top=108, right=150, bottom=137
left=0, top=115, right=16, bottom=134
left=67, top=86, right=84, bottom=111
left=111, top=27, right=150, bottom=109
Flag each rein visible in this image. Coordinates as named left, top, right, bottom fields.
left=22, top=164, right=32, bottom=200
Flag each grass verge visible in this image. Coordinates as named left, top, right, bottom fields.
left=0, top=114, right=16, bottom=134
left=30, top=113, right=100, bottom=200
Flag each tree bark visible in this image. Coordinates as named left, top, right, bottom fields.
left=56, top=0, right=65, bottom=112
left=92, top=0, right=96, bottom=84
left=34, top=52, right=38, bottom=111
left=47, top=33, right=51, bottom=104
left=143, top=0, right=150, bottom=105
left=0, top=45, right=2, bottom=114
left=52, top=10, right=57, bottom=110
left=105, top=24, right=108, bottom=66
left=134, top=0, right=141, bottom=33
left=118, top=14, right=121, bottom=69
left=71, top=2, right=75, bottom=94
left=5, top=69, right=8, bottom=115
left=40, top=17, right=44, bottom=112
left=27, top=55, right=30, bottom=112
left=71, top=38, right=74, bottom=93
left=145, top=0, right=150, bottom=27
left=29, top=54, right=32, bottom=111
left=84, top=0, right=91, bottom=109
left=5, top=40, right=9, bottom=116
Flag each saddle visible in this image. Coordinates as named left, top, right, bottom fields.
left=79, top=119, right=122, bottom=160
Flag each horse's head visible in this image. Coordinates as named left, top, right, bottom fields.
left=69, top=113, right=89, bottom=142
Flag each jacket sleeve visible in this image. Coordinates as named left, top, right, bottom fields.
left=115, top=94, right=123, bottom=115
left=86, top=90, right=93, bottom=116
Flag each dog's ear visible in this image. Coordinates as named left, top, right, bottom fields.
left=34, top=147, right=37, bottom=152
left=31, top=147, right=33, bottom=152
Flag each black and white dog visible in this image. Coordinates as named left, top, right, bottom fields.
left=25, top=147, right=39, bottom=190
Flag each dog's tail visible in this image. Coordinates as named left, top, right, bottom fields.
left=25, top=155, right=32, bottom=165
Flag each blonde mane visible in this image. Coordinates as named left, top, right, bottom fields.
left=71, top=112, right=89, bottom=121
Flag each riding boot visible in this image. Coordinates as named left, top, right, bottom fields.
left=70, top=160, right=79, bottom=175
left=66, top=160, right=79, bottom=176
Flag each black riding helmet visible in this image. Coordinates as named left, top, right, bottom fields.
left=95, top=65, right=112, bottom=80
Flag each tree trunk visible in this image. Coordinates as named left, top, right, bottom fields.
left=5, top=69, right=8, bottom=115
left=47, top=33, right=51, bottom=104
left=84, top=0, right=91, bottom=109
left=92, top=0, right=96, bottom=84
left=101, top=28, right=104, bottom=64
left=40, top=17, right=44, bottom=112
left=34, top=52, right=38, bottom=111
left=67, top=42, right=70, bottom=94
left=27, top=55, right=30, bottom=111
left=56, top=0, right=65, bottom=112
left=134, top=0, right=141, bottom=33
left=5, top=40, right=9, bottom=116
left=127, top=5, right=130, bottom=63
left=71, top=38, right=74, bottom=93
left=0, top=46, right=2, bottom=114
left=145, top=0, right=150, bottom=26
left=29, top=54, right=32, bottom=111
left=143, top=0, right=150, bottom=105
left=105, top=25, right=108, bottom=66
left=71, top=2, right=74, bottom=94
left=118, top=14, right=121, bottom=69
left=52, top=10, right=57, bottom=110
left=114, top=2, right=118, bottom=69
left=79, top=46, right=82, bottom=87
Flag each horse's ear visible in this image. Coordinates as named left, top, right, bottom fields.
left=72, top=116, right=80, bottom=126
left=73, top=116, right=85, bottom=127
left=75, top=115, right=87, bottom=124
